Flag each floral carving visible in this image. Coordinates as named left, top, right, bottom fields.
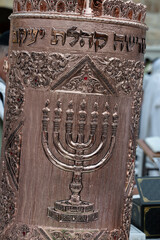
left=4, top=67, right=24, bottom=138
left=62, top=63, right=109, bottom=94
left=2, top=224, right=44, bottom=240
left=122, top=73, right=143, bottom=237
left=94, top=57, right=144, bottom=95
left=0, top=164, right=16, bottom=234
left=11, top=51, right=78, bottom=89
left=5, top=122, right=23, bottom=190
left=39, top=227, right=126, bottom=240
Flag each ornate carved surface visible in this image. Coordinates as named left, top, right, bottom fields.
left=122, top=71, right=143, bottom=237
left=11, top=51, right=79, bottom=89
left=0, top=54, right=25, bottom=235
left=94, top=56, right=144, bottom=95
left=0, top=51, right=144, bottom=238
left=62, top=64, right=109, bottom=94
left=13, top=0, right=146, bottom=23
left=5, top=122, right=23, bottom=190
left=102, top=0, right=146, bottom=23
left=1, top=224, right=126, bottom=240
left=2, top=224, right=44, bottom=240
left=0, top=164, right=16, bottom=234
left=61, top=63, right=115, bottom=95
left=14, top=0, right=77, bottom=13
left=39, top=227, right=126, bottom=240
left=5, top=68, right=25, bottom=138
left=53, top=55, right=116, bottom=94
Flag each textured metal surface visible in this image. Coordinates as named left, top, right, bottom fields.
left=0, top=0, right=146, bottom=239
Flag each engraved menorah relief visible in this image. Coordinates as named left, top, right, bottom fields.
left=42, top=98, right=118, bottom=223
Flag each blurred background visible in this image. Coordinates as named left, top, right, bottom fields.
left=0, top=0, right=12, bottom=34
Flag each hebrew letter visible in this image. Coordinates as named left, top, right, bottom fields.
left=136, top=37, right=146, bottom=54
left=51, top=28, right=66, bottom=46
left=94, top=32, right=108, bottom=52
left=125, top=35, right=136, bottom=52
left=67, top=26, right=80, bottom=47
left=27, top=29, right=39, bottom=46
left=79, top=30, right=94, bottom=48
left=114, top=34, right=125, bottom=51
left=18, top=28, right=28, bottom=46
left=39, top=28, right=46, bottom=39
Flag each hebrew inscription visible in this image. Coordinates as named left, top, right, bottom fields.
left=12, top=27, right=146, bottom=53
left=13, top=28, right=45, bottom=46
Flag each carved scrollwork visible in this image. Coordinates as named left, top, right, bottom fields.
left=4, top=68, right=25, bottom=138
left=11, top=51, right=79, bottom=89
left=14, top=0, right=77, bottom=13
left=1, top=225, right=127, bottom=240
left=5, top=122, right=23, bottom=190
left=122, top=79, right=143, bottom=237
left=91, top=57, right=144, bottom=237
left=53, top=55, right=116, bottom=94
left=39, top=227, right=126, bottom=240
left=62, top=63, right=109, bottom=94
left=13, top=0, right=146, bottom=24
left=2, top=224, right=44, bottom=240
left=94, top=56, right=144, bottom=95
left=0, top=164, right=16, bottom=234
left=102, top=0, right=146, bottom=23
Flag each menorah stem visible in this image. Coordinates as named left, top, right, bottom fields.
left=69, top=170, right=83, bottom=205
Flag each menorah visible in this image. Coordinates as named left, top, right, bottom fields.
left=42, top=98, right=118, bottom=223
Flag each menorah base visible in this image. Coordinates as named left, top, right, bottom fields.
left=48, top=200, right=98, bottom=223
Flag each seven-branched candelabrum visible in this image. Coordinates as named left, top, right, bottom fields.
left=42, top=99, right=118, bottom=223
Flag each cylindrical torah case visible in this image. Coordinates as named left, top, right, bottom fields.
left=0, top=0, right=147, bottom=239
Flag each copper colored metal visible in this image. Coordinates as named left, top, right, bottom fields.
left=0, top=0, right=147, bottom=239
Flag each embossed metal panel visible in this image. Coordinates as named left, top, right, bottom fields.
left=0, top=0, right=147, bottom=239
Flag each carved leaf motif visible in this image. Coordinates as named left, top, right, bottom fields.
left=5, top=68, right=25, bottom=138
left=12, top=51, right=78, bottom=88
left=54, top=55, right=115, bottom=94
left=0, top=167, right=16, bottom=234
left=62, top=64, right=108, bottom=94
left=95, top=57, right=144, bottom=95
left=39, top=228, right=126, bottom=240
left=5, top=122, right=23, bottom=190
left=2, top=224, right=44, bottom=240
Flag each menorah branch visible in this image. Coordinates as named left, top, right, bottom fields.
left=65, top=133, right=96, bottom=150
left=53, top=132, right=75, bottom=160
left=83, top=136, right=116, bottom=173
left=42, top=132, right=74, bottom=172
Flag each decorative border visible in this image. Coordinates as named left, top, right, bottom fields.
left=0, top=51, right=144, bottom=239
left=13, top=0, right=146, bottom=23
